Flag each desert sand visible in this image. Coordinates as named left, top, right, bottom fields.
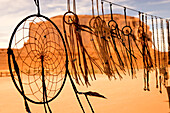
left=0, top=69, right=169, bottom=113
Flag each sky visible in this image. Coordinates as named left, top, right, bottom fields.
left=0, top=0, right=170, bottom=48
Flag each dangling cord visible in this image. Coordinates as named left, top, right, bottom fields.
left=159, top=76, right=162, bottom=93
left=110, top=3, right=113, bottom=20
left=8, top=49, right=31, bottom=113
left=146, top=15, right=153, bottom=69
left=138, top=12, right=141, bottom=27
left=96, top=0, right=99, bottom=16
left=109, top=4, right=127, bottom=73
left=156, top=17, right=161, bottom=72
left=74, top=9, right=98, bottom=85
left=156, top=17, right=162, bottom=93
left=73, top=0, right=76, bottom=13
left=109, top=3, right=125, bottom=71
left=145, top=14, right=153, bottom=91
left=167, top=20, right=170, bottom=59
left=161, top=19, right=167, bottom=86
left=101, top=1, right=111, bottom=66
left=138, top=12, right=142, bottom=39
left=91, top=0, right=95, bottom=17
left=63, top=18, right=81, bottom=85
left=138, top=11, right=143, bottom=52
left=166, top=20, right=170, bottom=86
left=151, top=16, right=158, bottom=88
left=167, top=20, right=170, bottom=65
left=67, top=0, right=70, bottom=11
left=124, top=7, right=134, bottom=78
left=34, top=0, right=40, bottom=15
left=141, top=13, right=147, bottom=91
left=68, top=71, right=85, bottom=113
left=145, top=14, right=147, bottom=33
left=41, top=55, right=52, bottom=113
left=69, top=21, right=82, bottom=85
left=101, top=1, right=104, bottom=20
left=124, top=7, right=127, bottom=25
left=160, top=19, right=164, bottom=72
left=145, top=14, right=150, bottom=91
left=73, top=2, right=91, bottom=85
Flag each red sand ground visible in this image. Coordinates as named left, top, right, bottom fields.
left=0, top=69, right=169, bottom=113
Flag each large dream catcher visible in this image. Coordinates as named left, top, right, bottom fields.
left=8, top=0, right=68, bottom=112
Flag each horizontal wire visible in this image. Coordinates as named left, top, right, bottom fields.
left=101, top=0, right=170, bottom=21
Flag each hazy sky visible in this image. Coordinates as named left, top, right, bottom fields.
left=0, top=0, right=170, bottom=48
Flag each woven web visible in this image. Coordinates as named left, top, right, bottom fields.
left=10, top=16, right=66, bottom=102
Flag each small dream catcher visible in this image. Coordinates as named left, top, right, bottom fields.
left=8, top=0, right=105, bottom=113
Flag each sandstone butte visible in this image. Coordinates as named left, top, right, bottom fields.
left=0, top=14, right=165, bottom=74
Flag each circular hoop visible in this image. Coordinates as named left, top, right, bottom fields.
left=108, top=20, right=118, bottom=31
left=89, top=16, right=102, bottom=30
left=122, top=25, right=132, bottom=36
left=63, top=11, right=78, bottom=25
left=8, top=14, right=68, bottom=104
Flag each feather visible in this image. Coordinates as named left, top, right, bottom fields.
left=79, top=91, right=106, bottom=99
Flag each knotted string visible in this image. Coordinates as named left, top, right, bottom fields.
left=34, top=0, right=40, bottom=15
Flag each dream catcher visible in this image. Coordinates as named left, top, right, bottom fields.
left=108, top=3, right=142, bottom=78
left=105, top=2, right=127, bottom=77
left=8, top=0, right=68, bottom=112
left=63, top=0, right=103, bottom=86
left=108, top=3, right=131, bottom=76
left=89, top=0, right=115, bottom=79
left=121, top=7, right=140, bottom=78
left=63, top=0, right=106, bottom=113
left=8, top=0, right=105, bottom=113
left=154, top=17, right=169, bottom=93
left=88, top=0, right=126, bottom=80
left=137, top=13, right=153, bottom=91
left=160, top=19, right=168, bottom=87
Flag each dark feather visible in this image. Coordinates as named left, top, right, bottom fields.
left=80, top=91, right=106, bottom=99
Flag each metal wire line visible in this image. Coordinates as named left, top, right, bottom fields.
left=101, top=0, right=170, bottom=21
